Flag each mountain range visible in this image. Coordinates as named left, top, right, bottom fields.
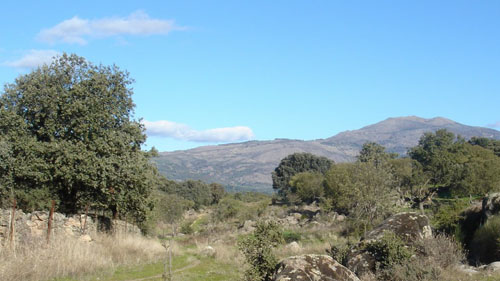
left=152, top=116, right=500, bottom=192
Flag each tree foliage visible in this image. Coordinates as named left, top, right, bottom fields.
left=158, top=177, right=226, bottom=209
left=152, top=192, right=194, bottom=225
left=323, top=162, right=397, bottom=232
left=408, top=129, right=459, bottom=186
left=289, top=171, right=325, bottom=204
left=409, top=129, right=500, bottom=196
left=271, top=152, right=333, bottom=202
left=0, top=54, right=157, bottom=223
left=238, top=221, right=284, bottom=281
left=468, top=137, right=500, bottom=157
left=357, top=142, right=397, bottom=166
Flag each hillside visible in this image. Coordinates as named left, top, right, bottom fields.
left=319, top=116, right=500, bottom=155
left=153, top=116, right=500, bottom=191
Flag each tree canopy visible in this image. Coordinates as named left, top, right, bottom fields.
left=409, top=129, right=500, bottom=196
left=469, top=137, right=500, bottom=157
left=357, top=142, right=397, bottom=166
left=271, top=152, right=333, bottom=202
left=0, top=54, right=157, bottom=223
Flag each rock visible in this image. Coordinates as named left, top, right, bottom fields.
left=363, top=212, right=432, bottom=243
left=201, top=245, right=216, bottom=257
left=295, top=204, right=321, bottom=219
left=273, top=254, right=360, bottom=281
left=482, top=193, right=500, bottom=220
left=458, top=201, right=483, bottom=246
left=336, top=214, right=346, bottom=222
left=0, top=208, right=140, bottom=246
left=346, top=212, right=432, bottom=276
left=309, top=221, right=321, bottom=227
left=456, top=264, right=479, bottom=275
left=284, top=216, right=299, bottom=225
left=242, top=220, right=256, bottom=233
left=79, top=234, right=92, bottom=242
left=484, top=261, right=500, bottom=272
left=346, top=250, right=377, bottom=277
left=286, top=241, right=301, bottom=253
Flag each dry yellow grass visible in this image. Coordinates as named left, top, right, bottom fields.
left=0, top=233, right=164, bottom=281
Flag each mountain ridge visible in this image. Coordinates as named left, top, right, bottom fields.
left=153, top=116, right=500, bottom=191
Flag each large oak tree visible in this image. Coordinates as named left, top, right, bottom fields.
left=0, top=54, right=157, bottom=223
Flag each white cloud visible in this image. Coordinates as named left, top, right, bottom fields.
left=143, top=120, right=255, bottom=143
left=488, top=121, right=500, bottom=128
left=4, top=49, right=60, bottom=69
left=37, top=10, right=184, bottom=44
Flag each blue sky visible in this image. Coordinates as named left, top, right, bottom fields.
left=1, top=1, right=499, bottom=151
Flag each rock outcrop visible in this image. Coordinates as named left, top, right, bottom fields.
left=458, top=200, right=483, bottom=247
left=346, top=212, right=432, bottom=276
left=482, top=193, right=500, bottom=220
left=273, top=254, right=360, bottom=281
left=363, top=212, right=432, bottom=243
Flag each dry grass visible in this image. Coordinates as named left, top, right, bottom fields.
left=0, top=233, right=164, bottom=281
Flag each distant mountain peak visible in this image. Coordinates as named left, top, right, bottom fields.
left=153, top=116, right=500, bottom=192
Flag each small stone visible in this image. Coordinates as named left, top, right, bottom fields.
left=201, top=245, right=216, bottom=257
left=336, top=214, right=346, bottom=222
left=79, top=234, right=92, bottom=242
left=286, top=241, right=301, bottom=253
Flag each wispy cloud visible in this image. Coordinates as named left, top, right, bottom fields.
left=4, top=49, right=60, bottom=69
left=143, top=120, right=255, bottom=143
left=488, top=121, right=500, bottom=128
left=37, top=10, right=185, bottom=45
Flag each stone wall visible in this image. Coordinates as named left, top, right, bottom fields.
left=0, top=208, right=140, bottom=247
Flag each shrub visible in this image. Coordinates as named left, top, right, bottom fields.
left=282, top=230, right=301, bottom=243
left=289, top=171, right=325, bottom=204
left=326, top=241, right=351, bottom=266
left=180, top=221, right=194, bottom=235
left=380, top=234, right=465, bottom=281
left=238, top=221, right=284, bottom=281
left=363, top=231, right=414, bottom=270
left=383, top=258, right=441, bottom=281
left=323, top=162, right=397, bottom=234
left=431, top=199, right=469, bottom=236
left=471, top=215, right=500, bottom=264
left=415, top=233, right=465, bottom=268
left=214, top=197, right=242, bottom=221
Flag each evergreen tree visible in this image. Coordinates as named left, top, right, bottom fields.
left=0, top=53, right=157, bottom=223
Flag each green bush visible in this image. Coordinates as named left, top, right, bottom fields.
left=282, top=230, right=301, bottom=243
left=289, top=171, right=325, bottom=204
left=214, top=197, right=242, bottom=221
left=180, top=221, right=194, bottom=235
left=323, top=162, right=397, bottom=234
left=363, top=231, right=414, bottom=270
left=471, top=215, right=500, bottom=264
left=431, top=199, right=469, bottom=238
left=238, top=221, right=284, bottom=281
left=326, top=241, right=351, bottom=266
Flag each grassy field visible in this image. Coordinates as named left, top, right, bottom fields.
left=46, top=235, right=242, bottom=281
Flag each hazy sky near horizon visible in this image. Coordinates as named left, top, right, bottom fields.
left=1, top=1, right=499, bottom=151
